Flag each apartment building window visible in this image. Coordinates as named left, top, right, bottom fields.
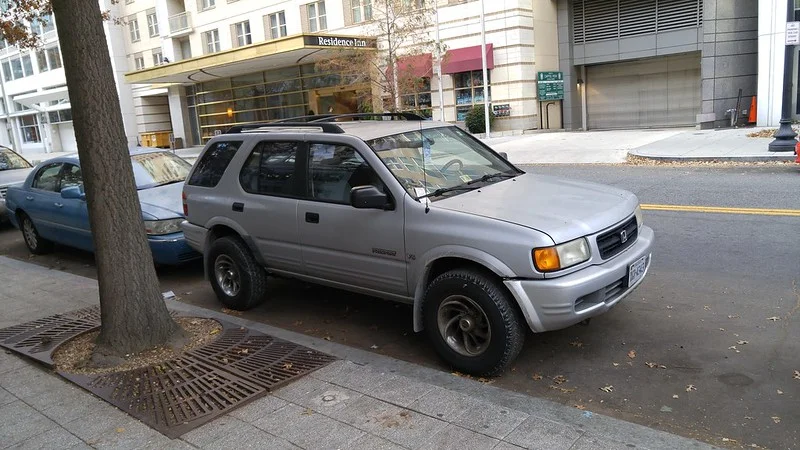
left=146, top=9, right=159, bottom=37
left=268, top=12, right=287, bottom=39
left=2, top=55, right=34, bottom=81
left=203, top=29, right=220, bottom=54
left=20, top=115, right=40, bottom=143
left=30, top=14, right=55, bottom=35
left=199, top=0, right=215, bottom=11
left=307, top=1, right=327, bottom=32
left=36, top=45, right=62, bottom=72
left=454, top=70, right=490, bottom=121
left=134, top=53, right=145, bottom=70
left=401, top=78, right=432, bottom=117
left=234, top=21, right=251, bottom=47
left=48, top=109, right=72, bottom=123
left=352, top=0, right=372, bottom=23
left=129, top=16, right=141, bottom=42
left=152, top=48, right=163, bottom=65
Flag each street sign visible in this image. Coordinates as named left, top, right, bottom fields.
left=537, top=71, right=564, bottom=101
left=787, top=21, right=800, bottom=45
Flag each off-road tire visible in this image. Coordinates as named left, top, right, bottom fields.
left=19, top=212, right=53, bottom=255
left=422, top=268, right=525, bottom=377
left=208, top=236, right=268, bottom=310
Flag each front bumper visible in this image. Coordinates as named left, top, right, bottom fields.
left=148, top=232, right=201, bottom=266
left=504, top=225, right=654, bottom=333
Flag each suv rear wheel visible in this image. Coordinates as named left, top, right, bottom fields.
left=422, top=268, right=525, bottom=377
left=208, top=236, right=268, bottom=310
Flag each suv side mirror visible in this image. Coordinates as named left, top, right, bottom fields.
left=350, top=185, right=388, bottom=209
left=499, top=152, right=508, bottom=160
left=61, top=186, right=85, bottom=201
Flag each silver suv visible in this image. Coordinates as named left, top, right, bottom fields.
left=181, top=114, right=654, bottom=376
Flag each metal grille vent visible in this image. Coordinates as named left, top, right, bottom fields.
left=572, top=0, right=702, bottom=44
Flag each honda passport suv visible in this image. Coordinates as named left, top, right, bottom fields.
left=180, top=114, right=654, bottom=376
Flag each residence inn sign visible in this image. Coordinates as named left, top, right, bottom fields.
left=304, top=35, right=377, bottom=48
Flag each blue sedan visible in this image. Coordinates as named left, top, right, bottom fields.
left=5, top=146, right=200, bottom=266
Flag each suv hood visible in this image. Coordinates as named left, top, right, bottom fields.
left=137, top=182, right=185, bottom=220
left=434, top=173, right=638, bottom=244
left=0, top=168, right=33, bottom=188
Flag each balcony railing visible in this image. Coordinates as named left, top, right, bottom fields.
left=168, top=11, right=192, bottom=36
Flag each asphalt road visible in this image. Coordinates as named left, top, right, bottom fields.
left=0, top=164, right=798, bottom=449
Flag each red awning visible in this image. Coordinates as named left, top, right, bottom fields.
left=385, top=53, right=433, bottom=81
left=442, top=44, right=494, bottom=74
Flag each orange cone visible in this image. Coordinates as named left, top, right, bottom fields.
left=748, top=96, right=757, bottom=124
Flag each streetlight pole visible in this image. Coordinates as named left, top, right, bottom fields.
left=769, top=0, right=798, bottom=152
left=434, top=0, right=444, bottom=121
left=479, top=0, right=490, bottom=138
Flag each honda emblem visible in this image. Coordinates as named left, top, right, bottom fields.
left=620, top=229, right=628, bottom=244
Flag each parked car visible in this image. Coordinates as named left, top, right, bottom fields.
left=0, top=146, right=34, bottom=222
left=5, top=147, right=200, bottom=265
left=180, top=114, right=654, bottom=376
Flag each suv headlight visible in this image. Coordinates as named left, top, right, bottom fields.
left=144, top=218, right=184, bottom=236
left=634, top=204, right=643, bottom=228
left=533, top=237, right=591, bottom=272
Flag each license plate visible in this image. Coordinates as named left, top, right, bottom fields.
left=627, top=255, right=648, bottom=287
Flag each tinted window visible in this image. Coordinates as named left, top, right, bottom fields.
left=308, top=143, right=382, bottom=204
left=239, top=141, right=298, bottom=196
left=32, top=163, right=62, bottom=192
left=188, top=141, right=241, bottom=187
left=60, top=164, right=83, bottom=190
left=131, top=151, right=192, bottom=189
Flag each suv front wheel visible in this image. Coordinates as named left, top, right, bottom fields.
left=423, top=268, right=525, bottom=377
left=208, top=236, right=268, bottom=310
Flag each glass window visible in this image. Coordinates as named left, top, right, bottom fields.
left=204, top=29, right=220, bottom=53
left=20, top=115, right=39, bottom=143
left=134, top=54, right=145, bottom=70
left=60, top=164, right=83, bottom=190
left=188, top=141, right=241, bottom=187
left=131, top=152, right=192, bottom=189
left=0, top=148, right=31, bottom=170
left=32, top=163, right=62, bottom=191
left=201, top=0, right=215, bottom=10
left=147, top=10, right=159, bottom=37
left=48, top=109, right=72, bottom=123
left=10, top=58, right=22, bottom=79
left=21, top=55, right=33, bottom=76
left=239, top=141, right=298, bottom=196
left=352, top=0, right=372, bottom=23
left=152, top=48, right=163, bottom=66
left=269, top=12, right=287, bottom=39
left=235, top=21, right=251, bottom=46
left=3, top=61, right=12, bottom=81
left=129, top=17, right=140, bottom=42
left=454, top=70, right=490, bottom=121
left=46, top=46, right=62, bottom=70
left=308, top=144, right=382, bottom=204
left=308, top=2, right=327, bottom=32
left=41, top=14, right=55, bottom=33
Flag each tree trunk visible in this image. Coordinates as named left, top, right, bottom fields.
left=51, top=0, right=182, bottom=358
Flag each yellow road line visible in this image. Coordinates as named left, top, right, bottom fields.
left=641, top=204, right=800, bottom=217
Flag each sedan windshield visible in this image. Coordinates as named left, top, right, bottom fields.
left=132, top=151, right=192, bottom=190
left=367, top=126, right=520, bottom=200
left=0, top=148, right=32, bottom=171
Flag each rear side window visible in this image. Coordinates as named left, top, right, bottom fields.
left=187, top=141, right=241, bottom=187
left=32, top=163, right=63, bottom=192
left=239, top=141, right=299, bottom=196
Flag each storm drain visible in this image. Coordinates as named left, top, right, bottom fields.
left=0, top=307, right=336, bottom=438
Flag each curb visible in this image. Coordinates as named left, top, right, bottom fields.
left=628, top=151, right=796, bottom=163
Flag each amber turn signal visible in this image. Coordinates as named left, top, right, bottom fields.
left=533, top=247, right=561, bottom=272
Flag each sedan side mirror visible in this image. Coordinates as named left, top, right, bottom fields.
left=61, top=186, right=85, bottom=201
left=350, top=185, right=389, bottom=209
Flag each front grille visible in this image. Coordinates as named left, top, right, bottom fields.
left=596, top=217, right=638, bottom=259
left=0, top=187, right=6, bottom=199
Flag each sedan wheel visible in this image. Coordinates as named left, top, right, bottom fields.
left=19, top=214, right=53, bottom=255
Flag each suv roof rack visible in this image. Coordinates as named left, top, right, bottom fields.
left=309, top=112, right=425, bottom=122
left=224, top=122, right=345, bottom=134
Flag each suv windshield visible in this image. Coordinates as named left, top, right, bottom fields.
left=367, top=126, right=520, bottom=200
left=132, top=151, right=192, bottom=190
left=0, top=148, right=32, bottom=171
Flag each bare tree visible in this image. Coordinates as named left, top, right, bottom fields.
left=3, top=0, right=183, bottom=362
left=316, top=0, right=443, bottom=114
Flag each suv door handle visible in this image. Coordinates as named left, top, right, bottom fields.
left=305, top=212, right=319, bottom=224
left=54, top=202, right=63, bottom=208
left=232, top=202, right=244, bottom=212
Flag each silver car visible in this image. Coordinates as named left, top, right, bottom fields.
left=180, top=115, right=654, bottom=376
left=0, top=146, right=34, bottom=222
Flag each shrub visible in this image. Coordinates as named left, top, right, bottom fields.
left=464, top=105, right=494, bottom=134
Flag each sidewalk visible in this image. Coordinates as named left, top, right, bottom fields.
left=0, top=256, right=716, bottom=450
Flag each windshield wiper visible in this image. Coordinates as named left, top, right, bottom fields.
left=418, top=185, right=478, bottom=199
left=466, top=172, right=517, bottom=185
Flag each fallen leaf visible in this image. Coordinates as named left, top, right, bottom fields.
left=115, top=427, right=125, bottom=433
left=477, top=377, right=494, bottom=384
left=627, top=350, right=636, bottom=359
left=722, top=438, right=738, bottom=443
left=301, top=408, right=314, bottom=415
left=772, top=416, right=781, bottom=424
left=370, top=345, right=379, bottom=349
left=600, top=385, right=614, bottom=393
left=672, top=394, right=679, bottom=399
left=793, top=370, right=800, bottom=380
left=728, top=314, right=740, bottom=319
left=549, top=385, right=576, bottom=393
left=767, top=316, right=781, bottom=322
left=744, top=416, right=754, bottom=420
left=569, top=340, right=584, bottom=348
left=221, top=308, right=243, bottom=316
left=703, top=305, right=711, bottom=311
left=685, top=384, right=696, bottom=392
left=777, top=390, right=784, bottom=395
left=209, top=328, right=221, bottom=335
left=293, top=320, right=303, bottom=326
left=323, top=336, right=332, bottom=341
left=737, top=340, right=749, bottom=345
left=531, top=373, right=543, bottom=380
left=728, top=345, right=740, bottom=353
left=612, top=362, right=620, bottom=367
left=282, top=362, right=293, bottom=370
left=719, top=328, right=726, bottom=331
left=553, top=375, right=567, bottom=385
left=666, top=305, right=674, bottom=309
left=574, top=404, right=586, bottom=410
left=240, top=348, right=249, bottom=354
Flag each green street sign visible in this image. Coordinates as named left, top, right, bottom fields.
left=537, top=71, right=564, bottom=101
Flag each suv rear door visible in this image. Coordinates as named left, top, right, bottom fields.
left=296, top=140, right=408, bottom=297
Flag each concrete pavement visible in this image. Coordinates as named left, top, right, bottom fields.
left=0, top=255, right=717, bottom=450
